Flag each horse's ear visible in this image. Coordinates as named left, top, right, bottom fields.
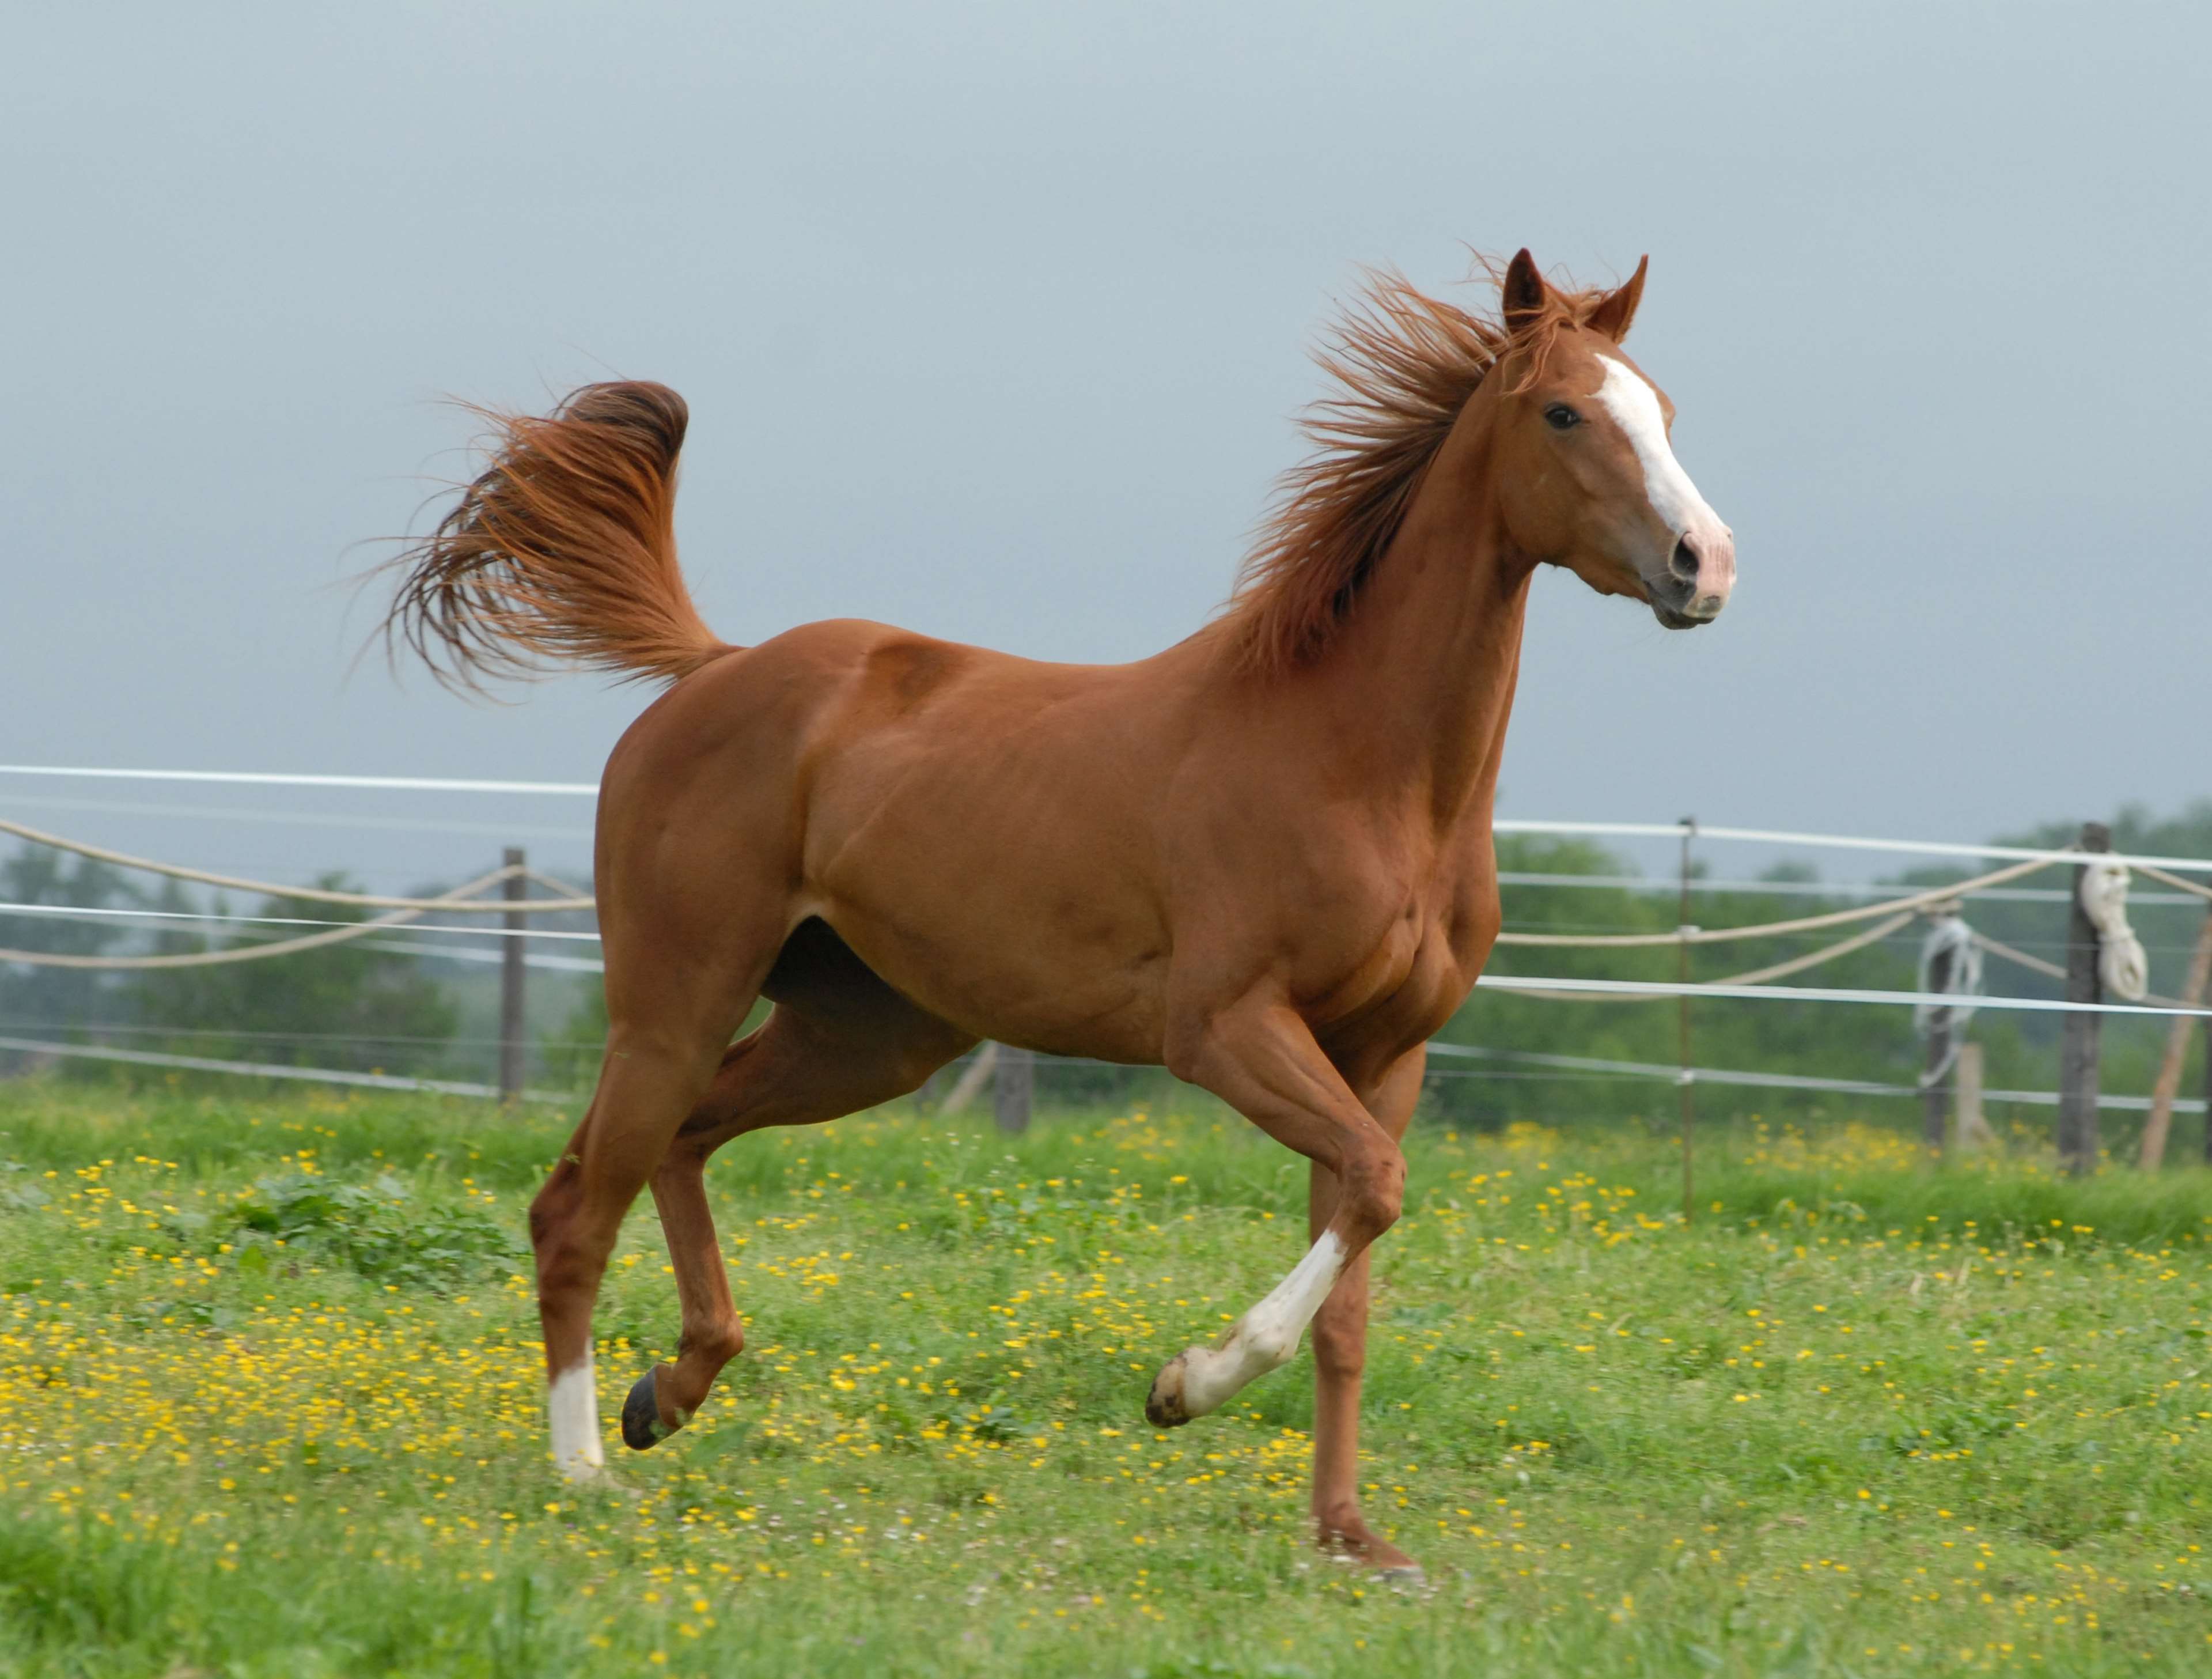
left=1584, top=255, right=1648, bottom=342
left=1502, top=248, right=1550, bottom=332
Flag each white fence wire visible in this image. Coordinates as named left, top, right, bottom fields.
left=6, top=763, right=2212, bottom=1118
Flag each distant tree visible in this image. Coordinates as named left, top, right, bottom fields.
left=127, top=873, right=458, bottom=1075
left=543, top=978, right=609, bottom=1090
left=2005, top=801, right=2212, bottom=863
left=0, top=845, right=142, bottom=1057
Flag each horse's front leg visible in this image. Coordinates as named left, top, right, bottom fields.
left=1145, top=1000, right=1406, bottom=1429
left=1309, top=1049, right=1424, bottom=1577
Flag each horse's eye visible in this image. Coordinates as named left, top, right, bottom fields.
left=1543, top=404, right=1581, bottom=431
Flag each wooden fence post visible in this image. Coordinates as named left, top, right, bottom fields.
left=994, top=1046, right=1034, bottom=1135
left=499, top=846, right=527, bottom=1103
left=1955, top=1042, right=1994, bottom=1152
left=2141, top=902, right=2212, bottom=1169
left=2056, top=822, right=2109, bottom=1176
left=1921, top=914, right=1955, bottom=1154
left=938, top=1043, right=998, bottom=1117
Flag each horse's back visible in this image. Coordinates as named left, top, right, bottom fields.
left=605, top=614, right=1167, bottom=800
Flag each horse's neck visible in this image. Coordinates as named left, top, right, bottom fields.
left=1305, top=407, right=1532, bottom=833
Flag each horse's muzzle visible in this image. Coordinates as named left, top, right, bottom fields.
left=1648, top=524, right=1734, bottom=629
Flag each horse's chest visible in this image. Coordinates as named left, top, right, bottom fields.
left=1304, top=902, right=1457, bottom=1031
left=1301, top=851, right=1497, bottom=1047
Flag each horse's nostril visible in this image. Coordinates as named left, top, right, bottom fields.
left=1669, top=536, right=1700, bottom=584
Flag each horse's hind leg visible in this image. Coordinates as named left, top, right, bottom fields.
left=531, top=954, right=768, bottom=1480
left=623, top=931, right=975, bottom=1447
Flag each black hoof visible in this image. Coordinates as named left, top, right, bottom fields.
left=622, top=1367, right=673, bottom=1450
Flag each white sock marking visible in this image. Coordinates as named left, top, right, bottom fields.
left=1174, top=1230, right=1346, bottom=1418
left=1593, top=357, right=1718, bottom=538
left=548, top=1356, right=604, bottom=1479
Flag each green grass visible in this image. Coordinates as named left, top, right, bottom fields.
left=2, top=1078, right=2210, bottom=1677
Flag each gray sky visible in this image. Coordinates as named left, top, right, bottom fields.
left=5, top=2, right=2207, bottom=892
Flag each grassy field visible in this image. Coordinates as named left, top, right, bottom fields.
left=2, top=1079, right=2210, bottom=1677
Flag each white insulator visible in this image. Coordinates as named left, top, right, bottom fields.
left=1914, top=911, right=1982, bottom=1035
left=2079, top=856, right=2149, bottom=1002
left=1914, top=910, right=1983, bottom=1087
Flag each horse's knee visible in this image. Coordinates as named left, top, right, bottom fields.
left=532, top=1235, right=595, bottom=1299
left=528, top=1163, right=580, bottom=1263
left=1338, top=1146, right=1404, bottom=1244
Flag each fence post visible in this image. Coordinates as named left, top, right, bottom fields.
left=499, top=846, right=527, bottom=1103
left=2056, top=822, right=2108, bottom=1175
left=937, top=1043, right=998, bottom=1117
left=1921, top=919, right=1954, bottom=1154
left=1954, top=1042, right=1993, bottom=1151
left=2141, top=901, right=2212, bottom=1170
left=1677, top=816, right=1696, bottom=1224
left=994, top=1045, right=1034, bottom=1135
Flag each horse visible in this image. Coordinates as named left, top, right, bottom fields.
left=382, top=247, right=1734, bottom=1578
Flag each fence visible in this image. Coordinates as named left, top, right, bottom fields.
left=0, top=800, right=592, bottom=1103
left=6, top=765, right=2212, bottom=1181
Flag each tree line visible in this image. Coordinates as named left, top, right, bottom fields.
left=0, top=851, right=456, bottom=1076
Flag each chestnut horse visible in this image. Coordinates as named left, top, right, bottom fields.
left=384, top=248, right=1734, bottom=1577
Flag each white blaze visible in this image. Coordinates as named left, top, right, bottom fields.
left=1593, top=357, right=1718, bottom=539
left=548, top=1356, right=604, bottom=1480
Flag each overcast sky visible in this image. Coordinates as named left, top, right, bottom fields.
left=4, top=2, right=2207, bottom=891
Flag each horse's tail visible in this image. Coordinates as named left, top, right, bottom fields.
left=382, top=380, right=733, bottom=690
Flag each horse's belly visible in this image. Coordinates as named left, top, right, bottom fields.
left=799, top=697, right=1175, bottom=1060
left=819, top=897, right=1171, bottom=1064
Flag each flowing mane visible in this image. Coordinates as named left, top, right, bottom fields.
left=1223, top=261, right=1613, bottom=675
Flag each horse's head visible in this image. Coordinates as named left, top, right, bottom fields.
left=1489, top=249, right=1734, bottom=629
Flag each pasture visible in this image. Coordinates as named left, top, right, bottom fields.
left=2, top=1080, right=2210, bottom=1677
